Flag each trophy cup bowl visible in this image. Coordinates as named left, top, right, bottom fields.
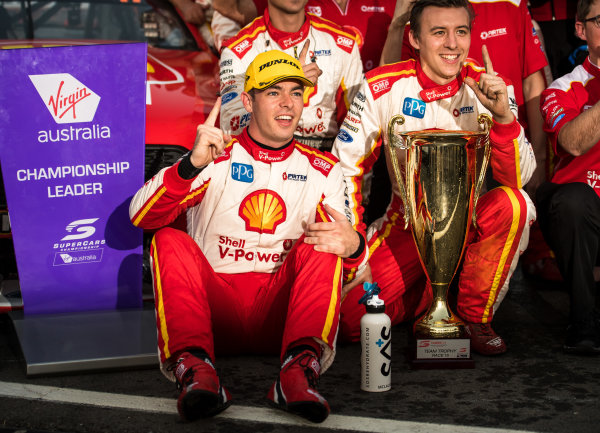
left=386, top=114, right=492, bottom=365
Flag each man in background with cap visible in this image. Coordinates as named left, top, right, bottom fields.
left=129, top=50, right=366, bottom=423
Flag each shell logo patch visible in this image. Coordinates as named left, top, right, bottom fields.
left=239, top=190, right=287, bottom=234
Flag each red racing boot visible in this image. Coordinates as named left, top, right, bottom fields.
left=465, top=323, right=507, bottom=355
left=267, top=349, right=330, bottom=423
left=171, top=351, right=231, bottom=421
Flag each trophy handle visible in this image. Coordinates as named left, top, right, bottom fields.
left=386, top=114, right=411, bottom=229
left=472, top=113, right=493, bottom=228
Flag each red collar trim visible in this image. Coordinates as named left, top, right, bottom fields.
left=583, top=56, right=600, bottom=79
left=238, top=128, right=294, bottom=163
left=417, top=60, right=464, bottom=102
left=265, top=8, right=311, bottom=50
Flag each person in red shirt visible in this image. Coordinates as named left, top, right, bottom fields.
left=537, top=0, right=600, bottom=355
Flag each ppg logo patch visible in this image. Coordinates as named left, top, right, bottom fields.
left=231, top=163, right=254, bottom=183
left=337, top=130, right=353, bottom=143
left=402, top=97, right=426, bottom=119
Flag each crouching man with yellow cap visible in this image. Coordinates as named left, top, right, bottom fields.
left=129, top=50, right=367, bottom=423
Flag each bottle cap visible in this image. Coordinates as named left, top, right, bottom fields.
left=359, top=282, right=385, bottom=313
left=365, top=293, right=385, bottom=313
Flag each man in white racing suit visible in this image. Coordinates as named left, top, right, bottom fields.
left=332, top=0, right=537, bottom=355
left=219, top=0, right=364, bottom=151
left=129, top=50, right=366, bottom=422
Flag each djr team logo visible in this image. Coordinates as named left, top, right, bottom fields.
left=61, top=218, right=99, bottom=241
left=29, top=73, right=101, bottom=124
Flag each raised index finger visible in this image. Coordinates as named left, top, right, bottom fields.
left=205, top=96, right=221, bottom=127
left=299, top=39, right=310, bottom=64
left=481, top=45, right=494, bottom=75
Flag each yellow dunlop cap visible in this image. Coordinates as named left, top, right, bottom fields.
left=244, top=50, right=314, bottom=93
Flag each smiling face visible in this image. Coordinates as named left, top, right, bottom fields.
left=576, top=0, right=600, bottom=66
left=409, top=6, right=471, bottom=85
left=241, top=80, right=304, bottom=148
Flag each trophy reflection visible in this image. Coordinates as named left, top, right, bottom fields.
left=386, top=114, right=493, bottom=367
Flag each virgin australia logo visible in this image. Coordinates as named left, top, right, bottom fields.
left=29, top=73, right=101, bottom=124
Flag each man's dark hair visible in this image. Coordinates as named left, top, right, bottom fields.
left=409, top=0, right=475, bottom=40
left=577, top=0, right=598, bottom=22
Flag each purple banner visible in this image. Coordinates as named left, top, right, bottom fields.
left=0, top=44, right=146, bottom=315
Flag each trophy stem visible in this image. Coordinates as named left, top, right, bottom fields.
left=414, top=283, right=465, bottom=339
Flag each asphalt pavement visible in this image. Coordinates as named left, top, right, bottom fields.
left=0, top=266, right=599, bottom=433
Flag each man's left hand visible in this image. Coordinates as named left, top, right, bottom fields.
left=465, top=45, right=514, bottom=125
left=304, top=204, right=360, bottom=258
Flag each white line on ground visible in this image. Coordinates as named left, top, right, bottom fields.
left=0, top=381, right=538, bottom=433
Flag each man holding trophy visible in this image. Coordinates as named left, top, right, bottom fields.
left=333, top=0, right=537, bottom=356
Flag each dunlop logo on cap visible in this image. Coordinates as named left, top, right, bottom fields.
left=258, top=58, right=302, bottom=72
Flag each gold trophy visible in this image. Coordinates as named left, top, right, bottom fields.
left=386, top=114, right=493, bottom=368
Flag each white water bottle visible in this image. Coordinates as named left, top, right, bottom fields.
left=360, top=291, right=392, bottom=392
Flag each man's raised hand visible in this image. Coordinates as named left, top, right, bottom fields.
left=465, top=45, right=514, bottom=124
left=190, top=97, right=231, bottom=168
left=299, top=39, right=323, bottom=86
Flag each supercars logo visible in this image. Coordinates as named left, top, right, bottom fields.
left=61, top=218, right=99, bottom=241
left=29, top=73, right=100, bottom=124
left=239, top=190, right=287, bottom=234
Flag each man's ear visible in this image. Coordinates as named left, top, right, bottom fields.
left=575, top=21, right=587, bottom=42
left=409, top=29, right=420, bottom=51
left=241, top=91, right=253, bottom=113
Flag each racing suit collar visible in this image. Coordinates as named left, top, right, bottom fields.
left=264, top=7, right=311, bottom=50
left=583, top=56, right=600, bottom=78
left=416, top=59, right=465, bottom=103
left=239, top=127, right=295, bottom=163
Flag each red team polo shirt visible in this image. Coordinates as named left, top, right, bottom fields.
left=530, top=0, right=576, bottom=22
left=306, top=0, right=395, bottom=72
left=402, top=0, right=548, bottom=128
left=541, top=57, right=600, bottom=196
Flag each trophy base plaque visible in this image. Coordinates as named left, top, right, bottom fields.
left=408, top=332, right=475, bottom=370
